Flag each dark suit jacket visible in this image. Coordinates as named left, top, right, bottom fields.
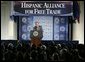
left=30, top=26, right=43, bottom=39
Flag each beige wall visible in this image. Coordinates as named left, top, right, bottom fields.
left=73, top=1, right=84, bottom=44
left=1, top=1, right=84, bottom=44
left=1, top=1, right=17, bottom=40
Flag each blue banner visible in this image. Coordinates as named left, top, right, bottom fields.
left=11, top=1, right=73, bottom=16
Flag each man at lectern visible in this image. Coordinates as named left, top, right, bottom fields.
left=33, top=21, right=43, bottom=39
left=30, top=21, right=43, bottom=47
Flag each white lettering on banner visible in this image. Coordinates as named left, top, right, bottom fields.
left=13, top=1, right=73, bottom=15
left=34, top=9, right=45, bottom=14
left=21, top=2, right=43, bottom=8
left=46, top=9, right=61, bottom=14
left=44, top=2, right=65, bottom=8
left=25, top=9, right=61, bottom=14
left=21, top=2, right=65, bottom=9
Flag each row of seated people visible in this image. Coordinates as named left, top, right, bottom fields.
left=1, top=41, right=84, bottom=61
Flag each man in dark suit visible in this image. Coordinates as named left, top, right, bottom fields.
left=33, top=21, right=43, bottom=39
left=30, top=21, right=43, bottom=47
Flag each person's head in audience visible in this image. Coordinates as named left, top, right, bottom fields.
left=8, top=43, right=14, bottom=50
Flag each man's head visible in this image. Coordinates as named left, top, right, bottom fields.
left=35, top=21, right=40, bottom=26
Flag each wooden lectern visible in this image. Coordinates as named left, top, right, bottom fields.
left=30, top=30, right=42, bottom=47
left=31, top=37, right=41, bottom=47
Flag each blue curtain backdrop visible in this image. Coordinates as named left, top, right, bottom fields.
left=19, top=16, right=68, bottom=41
